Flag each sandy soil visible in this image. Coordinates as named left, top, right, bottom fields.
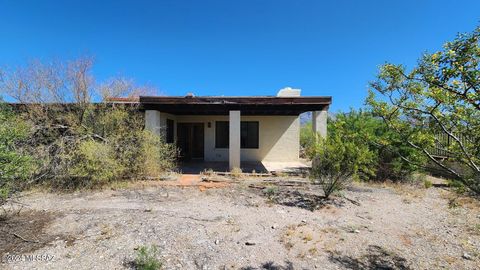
left=1, top=178, right=479, bottom=270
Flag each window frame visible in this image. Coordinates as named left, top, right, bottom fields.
left=215, top=121, right=229, bottom=149
left=214, top=121, right=259, bottom=149
left=240, top=121, right=259, bottom=149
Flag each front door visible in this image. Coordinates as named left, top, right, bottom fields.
left=177, top=123, right=204, bottom=160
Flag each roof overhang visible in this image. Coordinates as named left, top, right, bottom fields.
left=109, top=96, right=332, bottom=115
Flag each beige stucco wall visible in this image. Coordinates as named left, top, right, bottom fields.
left=145, top=110, right=161, bottom=135
left=163, top=114, right=300, bottom=162
left=228, top=111, right=241, bottom=169
left=312, top=109, right=327, bottom=138
left=159, top=112, right=177, bottom=139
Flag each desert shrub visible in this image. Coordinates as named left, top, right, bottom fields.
left=95, top=107, right=176, bottom=180
left=202, top=168, right=215, bottom=176
left=139, top=131, right=177, bottom=178
left=307, top=110, right=425, bottom=182
left=40, top=106, right=176, bottom=189
left=424, top=179, right=433, bottom=189
left=311, top=133, right=373, bottom=198
left=0, top=57, right=177, bottom=190
left=69, top=140, right=122, bottom=186
left=134, top=245, right=162, bottom=270
left=300, top=123, right=316, bottom=158
left=0, top=101, right=32, bottom=203
left=263, top=186, right=278, bottom=201
left=230, top=167, right=243, bottom=178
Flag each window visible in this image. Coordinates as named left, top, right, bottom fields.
left=241, top=121, right=259, bottom=148
left=215, top=121, right=229, bottom=148
left=215, top=121, right=259, bottom=149
left=166, top=119, right=174, bottom=143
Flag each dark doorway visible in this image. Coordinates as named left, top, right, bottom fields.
left=177, top=123, right=204, bottom=160
left=166, top=119, right=174, bottom=143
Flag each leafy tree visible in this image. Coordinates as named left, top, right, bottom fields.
left=367, top=26, right=480, bottom=194
left=0, top=101, right=32, bottom=203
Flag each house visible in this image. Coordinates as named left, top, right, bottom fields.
left=111, top=88, right=331, bottom=171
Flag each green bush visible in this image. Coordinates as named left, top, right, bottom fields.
left=300, top=123, right=316, bottom=158
left=263, top=186, right=278, bottom=201
left=0, top=102, right=32, bottom=203
left=306, top=110, right=425, bottom=182
left=69, top=140, right=122, bottom=186
left=424, top=179, right=433, bottom=189
left=311, top=133, right=374, bottom=198
left=139, top=131, right=176, bottom=178
left=134, top=245, right=162, bottom=270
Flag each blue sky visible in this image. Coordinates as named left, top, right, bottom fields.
left=0, top=0, right=479, bottom=111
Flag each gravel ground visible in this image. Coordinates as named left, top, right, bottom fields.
left=1, top=178, right=479, bottom=270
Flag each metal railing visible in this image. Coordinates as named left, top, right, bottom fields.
left=430, top=132, right=468, bottom=158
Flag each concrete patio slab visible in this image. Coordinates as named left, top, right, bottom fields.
left=178, top=160, right=311, bottom=174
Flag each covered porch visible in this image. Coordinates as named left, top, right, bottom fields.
left=114, top=95, right=331, bottom=171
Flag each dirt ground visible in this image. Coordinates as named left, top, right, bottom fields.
left=1, top=176, right=479, bottom=270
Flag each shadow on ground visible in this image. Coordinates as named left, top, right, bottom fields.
left=260, top=188, right=345, bottom=211
left=178, top=161, right=269, bottom=174
left=0, top=210, right=66, bottom=257
left=241, top=260, right=294, bottom=270
left=328, top=245, right=411, bottom=270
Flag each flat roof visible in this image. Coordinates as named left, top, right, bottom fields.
left=109, top=95, right=332, bottom=115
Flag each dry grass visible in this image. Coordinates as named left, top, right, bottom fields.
left=230, top=167, right=243, bottom=179
left=280, top=223, right=343, bottom=258
left=308, top=247, right=318, bottom=255
left=201, top=168, right=217, bottom=177
left=302, top=232, right=313, bottom=242
left=360, top=181, right=427, bottom=201
left=96, top=224, right=115, bottom=241
left=439, top=190, right=480, bottom=210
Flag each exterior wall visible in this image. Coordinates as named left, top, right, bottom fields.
left=228, top=111, right=241, bottom=169
left=145, top=110, right=161, bottom=135
left=173, top=114, right=300, bottom=162
left=147, top=111, right=177, bottom=141
left=312, top=109, right=328, bottom=138
left=159, top=112, right=177, bottom=141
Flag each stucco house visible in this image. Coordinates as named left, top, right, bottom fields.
left=112, top=88, right=331, bottom=171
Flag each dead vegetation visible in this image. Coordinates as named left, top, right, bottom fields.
left=0, top=210, right=64, bottom=257
left=328, top=245, right=411, bottom=270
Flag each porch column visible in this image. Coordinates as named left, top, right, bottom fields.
left=312, top=107, right=328, bottom=139
left=145, top=110, right=161, bottom=136
left=229, top=110, right=241, bottom=170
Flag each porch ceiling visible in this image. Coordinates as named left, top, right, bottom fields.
left=137, top=96, right=332, bottom=115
